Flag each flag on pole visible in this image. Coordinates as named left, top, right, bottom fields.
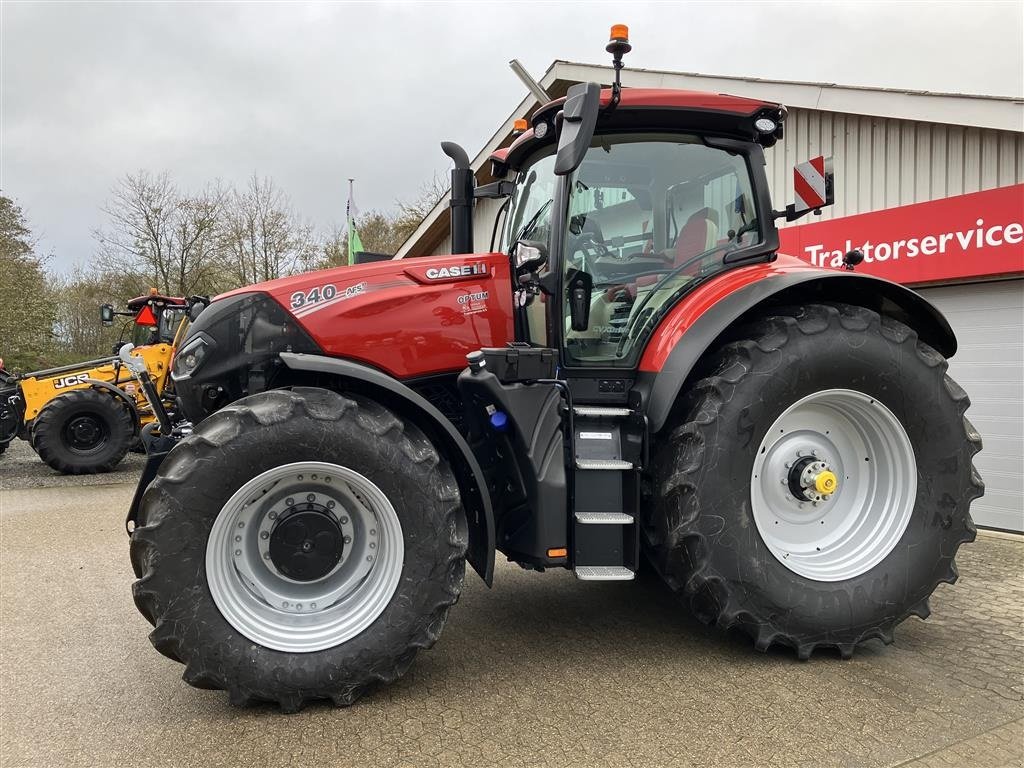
left=346, top=179, right=363, bottom=266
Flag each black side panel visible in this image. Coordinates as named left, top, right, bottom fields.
left=279, top=352, right=495, bottom=585
left=639, top=271, right=958, bottom=434
left=457, top=367, right=568, bottom=568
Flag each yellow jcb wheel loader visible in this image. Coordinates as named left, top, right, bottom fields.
left=0, top=292, right=205, bottom=474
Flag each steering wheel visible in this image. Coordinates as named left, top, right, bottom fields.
left=614, top=243, right=734, bottom=355
left=567, top=231, right=615, bottom=279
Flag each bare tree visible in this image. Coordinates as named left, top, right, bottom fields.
left=94, top=171, right=225, bottom=297
left=218, top=175, right=317, bottom=286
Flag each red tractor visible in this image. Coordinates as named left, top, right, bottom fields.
left=127, top=30, right=982, bottom=711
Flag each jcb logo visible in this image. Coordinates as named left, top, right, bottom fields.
left=53, top=374, right=89, bottom=390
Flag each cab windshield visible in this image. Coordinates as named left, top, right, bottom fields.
left=131, top=307, right=187, bottom=347
left=508, top=133, right=762, bottom=367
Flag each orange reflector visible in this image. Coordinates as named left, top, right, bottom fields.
left=610, top=23, right=629, bottom=41
left=135, top=305, right=157, bottom=326
left=149, top=287, right=158, bottom=295
left=547, top=547, right=568, bottom=559
left=513, top=118, right=528, bottom=133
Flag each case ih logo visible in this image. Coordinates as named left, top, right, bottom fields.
left=424, top=263, right=488, bottom=280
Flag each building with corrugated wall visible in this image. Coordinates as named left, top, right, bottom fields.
left=396, top=61, right=1024, bottom=532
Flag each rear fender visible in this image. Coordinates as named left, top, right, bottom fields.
left=638, top=267, right=956, bottom=434
left=278, top=352, right=496, bottom=585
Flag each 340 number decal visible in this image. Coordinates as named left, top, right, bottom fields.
left=290, top=284, right=337, bottom=309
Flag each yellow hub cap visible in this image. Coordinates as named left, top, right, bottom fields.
left=815, top=470, right=838, bottom=495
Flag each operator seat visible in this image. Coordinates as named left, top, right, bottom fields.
left=672, top=207, right=720, bottom=266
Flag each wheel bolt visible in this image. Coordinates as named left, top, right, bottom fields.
left=369, top=542, right=376, bottom=549
left=340, top=516, right=349, bottom=525
left=310, top=602, right=317, bottom=609
left=260, top=531, right=269, bottom=540
left=327, top=501, right=336, bottom=509
left=344, top=536, right=352, bottom=544
left=263, top=553, right=271, bottom=560
left=306, top=494, right=315, bottom=502
left=286, top=498, right=294, bottom=506
left=296, top=603, right=302, bottom=610
left=269, top=511, right=277, bottom=520
left=370, top=529, right=377, bottom=536
left=237, top=522, right=244, bottom=528
left=234, top=549, right=241, bottom=557
left=366, top=556, right=373, bottom=562
left=235, top=535, right=241, bottom=542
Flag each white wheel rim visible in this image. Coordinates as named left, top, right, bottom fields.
left=206, top=461, right=403, bottom=653
left=750, top=389, right=916, bottom=582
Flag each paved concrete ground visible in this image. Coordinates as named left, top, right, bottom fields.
left=1, top=440, right=1022, bottom=768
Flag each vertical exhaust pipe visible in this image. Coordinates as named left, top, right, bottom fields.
left=441, top=142, right=474, bottom=254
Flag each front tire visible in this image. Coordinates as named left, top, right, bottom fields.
left=130, top=388, right=467, bottom=711
left=646, top=303, right=982, bottom=659
left=32, top=388, right=133, bottom=474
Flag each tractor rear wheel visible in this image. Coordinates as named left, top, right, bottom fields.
left=646, top=303, right=982, bottom=659
left=130, top=387, right=467, bottom=711
left=32, top=388, right=133, bottom=474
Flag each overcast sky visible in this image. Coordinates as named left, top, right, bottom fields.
left=3, top=1, right=1022, bottom=272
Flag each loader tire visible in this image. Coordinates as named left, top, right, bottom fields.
left=646, top=303, right=982, bottom=659
left=32, top=388, right=133, bottom=474
left=130, top=387, right=467, bottom=712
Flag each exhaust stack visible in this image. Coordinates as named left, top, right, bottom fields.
left=441, top=141, right=474, bottom=254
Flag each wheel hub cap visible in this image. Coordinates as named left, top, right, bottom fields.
left=268, top=505, right=344, bottom=581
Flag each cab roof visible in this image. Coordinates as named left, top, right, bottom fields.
left=492, top=86, right=784, bottom=172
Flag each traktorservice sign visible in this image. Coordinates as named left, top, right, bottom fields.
left=779, top=184, right=1024, bottom=285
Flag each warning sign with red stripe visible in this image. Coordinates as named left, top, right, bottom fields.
left=793, top=155, right=832, bottom=212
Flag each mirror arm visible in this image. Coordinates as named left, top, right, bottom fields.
left=475, top=181, right=515, bottom=199
left=772, top=204, right=824, bottom=223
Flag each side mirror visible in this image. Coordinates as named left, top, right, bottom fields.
left=188, top=296, right=209, bottom=321
left=100, top=304, right=115, bottom=326
left=566, top=269, right=593, bottom=332
left=554, top=82, right=601, bottom=176
left=513, top=240, right=549, bottom=272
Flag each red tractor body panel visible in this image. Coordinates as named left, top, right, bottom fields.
left=638, top=254, right=819, bottom=372
left=220, top=254, right=516, bottom=379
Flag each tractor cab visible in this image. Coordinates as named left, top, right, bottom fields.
left=452, top=27, right=839, bottom=578
left=102, top=292, right=193, bottom=349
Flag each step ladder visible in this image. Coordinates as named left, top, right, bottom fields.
left=570, top=405, right=645, bottom=581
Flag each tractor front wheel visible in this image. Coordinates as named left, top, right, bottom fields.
left=32, top=388, right=134, bottom=474
left=130, top=388, right=467, bottom=711
left=647, top=303, right=982, bottom=658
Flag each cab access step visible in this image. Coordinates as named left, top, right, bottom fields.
left=457, top=346, right=646, bottom=580
left=571, top=404, right=644, bottom=580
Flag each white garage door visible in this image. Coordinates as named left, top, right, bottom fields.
left=918, top=279, right=1024, bottom=532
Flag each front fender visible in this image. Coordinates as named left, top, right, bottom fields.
left=279, top=352, right=496, bottom=586
left=638, top=258, right=956, bottom=434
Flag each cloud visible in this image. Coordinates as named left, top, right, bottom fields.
left=2, top=1, right=1021, bottom=271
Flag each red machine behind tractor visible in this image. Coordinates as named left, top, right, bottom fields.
left=125, top=29, right=982, bottom=711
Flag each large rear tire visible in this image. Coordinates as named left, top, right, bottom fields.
left=645, top=303, right=982, bottom=659
left=130, top=387, right=467, bottom=711
left=32, top=388, right=133, bottom=474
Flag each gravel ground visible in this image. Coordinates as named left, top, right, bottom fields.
left=0, top=436, right=147, bottom=490
left=0, top=449, right=1021, bottom=768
